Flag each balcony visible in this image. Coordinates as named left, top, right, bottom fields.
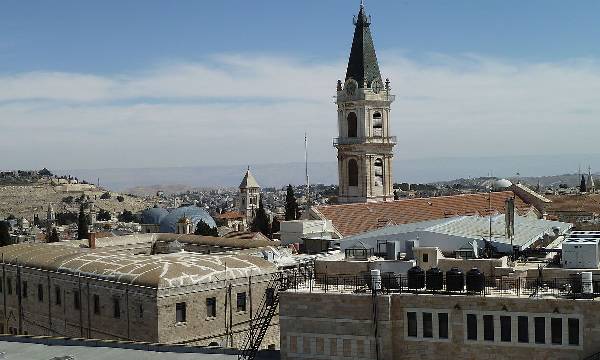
left=333, top=136, right=397, bottom=147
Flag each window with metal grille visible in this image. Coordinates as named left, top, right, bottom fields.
left=551, top=318, right=562, bottom=345
left=534, top=317, right=545, bottom=344
left=568, top=318, right=579, bottom=346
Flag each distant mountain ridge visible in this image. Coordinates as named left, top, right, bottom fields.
left=58, top=154, right=600, bottom=192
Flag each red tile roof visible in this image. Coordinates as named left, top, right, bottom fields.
left=312, top=191, right=532, bottom=237
left=216, top=211, right=245, bottom=220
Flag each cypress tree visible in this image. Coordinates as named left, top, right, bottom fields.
left=251, top=200, right=270, bottom=237
left=580, top=175, right=587, bottom=193
left=77, top=204, right=89, bottom=240
left=48, top=228, right=60, bottom=243
left=285, top=185, right=299, bottom=221
left=0, top=221, right=10, bottom=247
left=195, top=219, right=218, bottom=236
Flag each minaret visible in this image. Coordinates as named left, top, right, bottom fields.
left=334, top=2, right=396, bottom=203
left=238, top=167, right=261, bottom=222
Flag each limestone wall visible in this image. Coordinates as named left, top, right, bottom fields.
left=280, top=290, right=600, bottom=360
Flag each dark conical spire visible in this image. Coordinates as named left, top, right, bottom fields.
left=345, top=1, right=383, bottom=88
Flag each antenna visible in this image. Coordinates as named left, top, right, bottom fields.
left=305, top=132, right=310, bottom=211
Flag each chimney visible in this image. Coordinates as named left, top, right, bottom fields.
left=88, top=232, right=96, bottom=249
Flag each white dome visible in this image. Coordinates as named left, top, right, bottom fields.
left=494, top=179, right=513, bottom=189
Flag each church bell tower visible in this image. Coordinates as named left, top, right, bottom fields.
left=335, top=2, right=396, bottom=203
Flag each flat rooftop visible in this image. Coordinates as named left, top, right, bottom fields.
left=0, top=335, right=279, bottom=360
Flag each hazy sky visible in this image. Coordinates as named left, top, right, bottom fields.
left=1, top=0, right=600, bottom=170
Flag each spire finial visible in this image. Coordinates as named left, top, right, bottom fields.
left=360, top=0, right=364, bottom=9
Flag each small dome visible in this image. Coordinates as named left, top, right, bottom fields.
left=494, top=179, right=513, bottom=189
left=159, top=206, right=216, bottom=233
left=141, top=207, right=169, bottom=225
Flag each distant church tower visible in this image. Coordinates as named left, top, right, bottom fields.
left=239, top=167, right=261, bottom=221
left=335, top=2, right=396, bottom=203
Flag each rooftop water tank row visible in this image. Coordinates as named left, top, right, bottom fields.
left=406, top=266, right=485, bottom=293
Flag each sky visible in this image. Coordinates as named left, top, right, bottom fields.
left=1, top=0, right=600, bottom=171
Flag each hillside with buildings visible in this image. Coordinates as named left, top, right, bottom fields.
left=0, top=170, right=153, bottom=222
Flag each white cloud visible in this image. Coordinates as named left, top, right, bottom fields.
left=1, top=52, right=600, bottom=170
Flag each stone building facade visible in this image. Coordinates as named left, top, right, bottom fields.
left=335, top=2, right=396, bottom=204
left=280, top=290, right=599, bottom=360
left=0, top=234, right=280, bottom=349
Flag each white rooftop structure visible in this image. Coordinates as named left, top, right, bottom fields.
left=340, top=214, right=572, bottom=254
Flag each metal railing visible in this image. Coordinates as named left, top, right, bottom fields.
left=276, top=271, right=600, bottom=299
left=333, top=136, right=397, bottom=146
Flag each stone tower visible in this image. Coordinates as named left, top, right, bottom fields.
left=239, top=167, right=261, bottom=221
left=335, top=2, right=396, bottom=204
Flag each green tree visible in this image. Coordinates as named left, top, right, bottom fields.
left=97, top=209, right=111, bottom=221
left=118, top=210, right=135, bottom=223
left=285, top=185, right=299, bottom=221
left=100, top=192, right=111, bottom=200
left=62, top=195, right=74, bottom=204
left=77, top=204, right=89, bottom=240
left=271, top=217, right=280, bottom=234
left=194, top=219, right=218, bottom=236
left=251, top=200, right=270, bottom=237
left=116, top=195, right=125, bottom=202
left=47, top=228, right=60, bottom=243
left=580, top=175, right=587, bottom=193
left=39, top=168, right=53, bottom=177
left=0, top=221, right=10, bottom=246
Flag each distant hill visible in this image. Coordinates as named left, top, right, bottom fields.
left=58, top=154, right=600, bottom=191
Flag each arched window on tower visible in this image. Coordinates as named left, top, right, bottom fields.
left=347, top=112, right=357, bottom=138
left=374, top=158, right=384, bottom=187
left=348, top=159, right=359, bottom=187
left=373, top=112, right=382, bottom=137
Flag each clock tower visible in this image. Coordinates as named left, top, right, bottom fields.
left=334, top=2, right=396, bottom=203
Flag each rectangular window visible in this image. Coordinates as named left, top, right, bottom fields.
left=466, top=314, right=478, bottom=340
left=315, top=337, right=324, bottom=355
left=206, top=297, right=216, bottom=318
left=73, top=290, right=80, bottom=310
left=289, top=336, right=297, bottom=353
left=176, top=302, right=186, bottom=323
left=423, top=312, right=433, bottom=338
left=568, top=318, right=580, bottom=346
left=534, top=317, right=545, bottom=344
left=237, top=292, right=246, bottom=312
left=551, top=318, right=562, bottom=345
left=407, top=312, right=417, bottom=337
left=329, top=338, right=337, bottom=356
left=37, top=284, right=43, bottom=302
left=22, top=281, right=27, bottom=298
left=266, top=288, right=275, bottom=307
left=93, top=294, right=100, bottom=314
left=113, top=298, right=120, bottom=319
left=422, top=253, right=429, bottom=263
left=483, top=314, right=494, bottom=341
left=500, top=316, right=511, bottom=342
left=7, top=278, right=12, bottom=295
left=438, top=313, right=449, bottom=339
left=518, top=316, right=529, bottom=343
left=55, top=286, right=61, bottom=305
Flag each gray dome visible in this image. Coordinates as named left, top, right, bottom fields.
left=141, top=207, right=169, bottom=225
left=159, top=206, right=216, bottom=233
left=494, top=179, right=513, bottom=189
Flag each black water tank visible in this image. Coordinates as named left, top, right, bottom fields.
left=382, top=272, right=399, bottom=289
left=407, top=266, right=425, bottom=289
left=466, top=267, right=485, bottom=292
left=426, top=267, right=443, bottom=290
left=446, top=267, right=464, bottom=292
left=570, top=273, right=582, bottom=294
